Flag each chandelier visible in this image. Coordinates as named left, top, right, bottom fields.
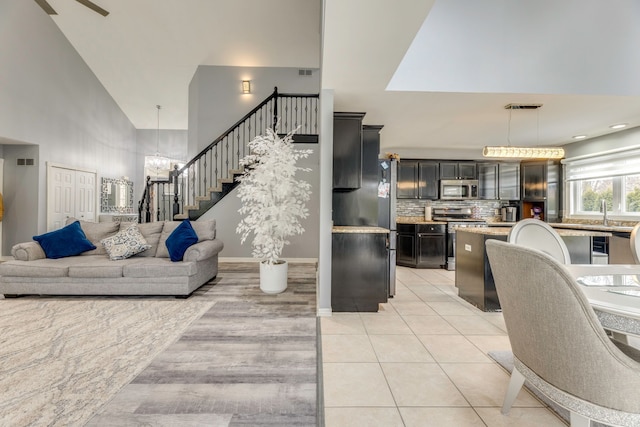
left=483, top=104, right=565, bottom=159
left=145, top=105, right=171, bottom=177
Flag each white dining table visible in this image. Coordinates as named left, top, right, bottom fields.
left=565, top=264, right=640, bottom=338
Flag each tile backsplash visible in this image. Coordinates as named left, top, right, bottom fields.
left=397, top=199, right=509, bottom=221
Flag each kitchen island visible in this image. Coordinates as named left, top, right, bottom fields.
left=332, top=226, right=389, bottom=312
left=549, top=222, right=635, bottom=264
left=455, top=227, right=611, bottom=311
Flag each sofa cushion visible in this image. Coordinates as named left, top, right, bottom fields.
left=165, top=221, right=198, bottom=261
left=0, top=259, right=70, bottom=277
left=33, top=221, right=96, bottom=259
left=156, top=220, right=216, bottom=258
left=101, top=224, right=151, bottom=260
left=128, top=221, right=164, bottom=257
left=123, top=258, right=197, bottom=278
left=66, top=218, right=120, bottom=256
left=68, top=263, right=124, bottom=278
left=192, top=220, right=216, bottom=241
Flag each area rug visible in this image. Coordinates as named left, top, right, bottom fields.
left=488, top=350, right=610, bottom=427
left=0, top=296, right=214, bottom=427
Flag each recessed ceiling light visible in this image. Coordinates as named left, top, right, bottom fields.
left=610, top=123, right=628, bottom=129
left=573, top=135, right=587, bottom=140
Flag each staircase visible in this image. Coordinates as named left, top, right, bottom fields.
left=138, top=87, right=319, bottom=223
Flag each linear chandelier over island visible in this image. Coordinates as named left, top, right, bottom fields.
left=484, top=103, right=565, bottom=159
left=482, top=146, right=565, bottom=159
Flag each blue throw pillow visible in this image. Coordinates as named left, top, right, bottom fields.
left=165, top=220, right=198, bottom=262
left=33, top=221, right=96, bottom=259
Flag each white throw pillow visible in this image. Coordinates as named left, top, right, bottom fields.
left=101, top=223, right=151, bottom=260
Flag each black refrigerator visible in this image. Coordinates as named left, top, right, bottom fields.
left=378, top=158, right=397, bottom=297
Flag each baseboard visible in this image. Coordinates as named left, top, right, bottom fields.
left=219, top=257, right=318, bottom=264
left=317, top=308, right=332, bottom=317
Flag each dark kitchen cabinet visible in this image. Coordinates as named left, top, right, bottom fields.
left=418, top=161, right=439, bottom=199
left=397, top=223, right=445, bottom=268
left=478, top=163, right=498, bottom=200
left=333, top=112, right=366, bottom=189
left=397, top=160, right=419, bottom=199
left=498, top=162, right=520, bottom=200
left=522, top=162, right=545, bottom=200
left=440, top=161, right=477, bottom=180
left=332, top=231, right=388, bottom=311
left=521, top=160, right=561, bottom=222
left=479, top=162, right=521, bottom=200
left=397, top=160, right=439, bottom=200
left=396, top=231, right=416, bottom=265
left=417, top=224, right=446, bottom=268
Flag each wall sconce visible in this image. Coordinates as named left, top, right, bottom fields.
left=242, top=80, right=251, bottom=94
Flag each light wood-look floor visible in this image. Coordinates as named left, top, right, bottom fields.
left=89, top=262, right=318, bottom=426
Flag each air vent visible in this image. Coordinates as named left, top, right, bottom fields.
left=298, top=69, right=313, bottom=76
left=504, top=103, right=543, bottom=110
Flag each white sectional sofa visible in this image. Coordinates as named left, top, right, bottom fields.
left=0, top=219, right=223, bottom=298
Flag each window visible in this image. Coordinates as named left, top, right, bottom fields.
left=564, top=148, right=640, bottom=218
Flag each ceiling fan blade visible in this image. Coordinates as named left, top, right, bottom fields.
left=75, top=0, right=109, bottom=17
left=34, top=0, right=57, bottom=15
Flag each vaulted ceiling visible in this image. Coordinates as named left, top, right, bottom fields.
left=37, top=0, right=640, bottom=158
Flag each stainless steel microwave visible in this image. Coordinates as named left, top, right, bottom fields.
left=440, top=179, right=479, bottom=200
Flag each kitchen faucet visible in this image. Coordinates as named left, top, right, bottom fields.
left=601, top=199, right=608, bottom=226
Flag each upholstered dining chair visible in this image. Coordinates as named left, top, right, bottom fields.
left=508, top=218, right=571, bottom=264
left=631, top=222, right=640, bottom=264
left=486, top=240, right=640, bottom=427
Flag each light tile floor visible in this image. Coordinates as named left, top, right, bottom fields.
left=321, top=266, right=568, bottom=427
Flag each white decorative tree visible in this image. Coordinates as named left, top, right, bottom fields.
left=236, top=126, right=312, bottom=290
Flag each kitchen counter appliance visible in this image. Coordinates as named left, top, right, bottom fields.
left=433, top=207, right=486, bottom=270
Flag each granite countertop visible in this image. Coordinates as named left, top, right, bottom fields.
left=549, top=223, right=634, bottom=233
left=332, top=226, right=390, bottom=234
left=457, top=226, right=612, bottom=237
left=396, top=216, right=447, bottom=225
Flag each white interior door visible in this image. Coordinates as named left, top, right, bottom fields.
left=47, top=164, right=97, bottom=231
left=75, top=171, right=96, bottom=222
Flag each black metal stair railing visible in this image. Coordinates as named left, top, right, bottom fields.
left=138, top=87, right=319, bottom=223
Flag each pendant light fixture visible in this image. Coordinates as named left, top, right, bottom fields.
left=145, top=105, right=171, bottom=178
left=483, top=104, right=565, bottom=159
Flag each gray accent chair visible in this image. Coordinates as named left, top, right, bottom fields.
left=486, top=239, right=640, bottom=427
left=508, top=218, right=571, bottom=264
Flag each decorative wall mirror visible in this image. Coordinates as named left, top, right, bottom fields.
left=101, top=177, right=134, bottom=213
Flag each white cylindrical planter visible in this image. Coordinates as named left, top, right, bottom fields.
left=260, top=260, right=288, bottom=294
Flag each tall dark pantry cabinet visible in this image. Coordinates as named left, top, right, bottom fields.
left=331, top=113, right=390, bottom=312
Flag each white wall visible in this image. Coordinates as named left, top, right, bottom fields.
left=563, top=126, right=640, bottom=159
left=317, top=89, right=334, bottom=314
left=188, top=65, right=320, bottom=157
left=188, top=65, right=321, bottom=260
left=200, top=144, right=320, bottom=260
left=0, top=1, right=137, bottom=252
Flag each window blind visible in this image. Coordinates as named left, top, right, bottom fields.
left=563, top=148, right=640, bottom=181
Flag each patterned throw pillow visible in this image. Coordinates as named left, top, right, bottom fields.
left=100, top=224, right=151, bottom=260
